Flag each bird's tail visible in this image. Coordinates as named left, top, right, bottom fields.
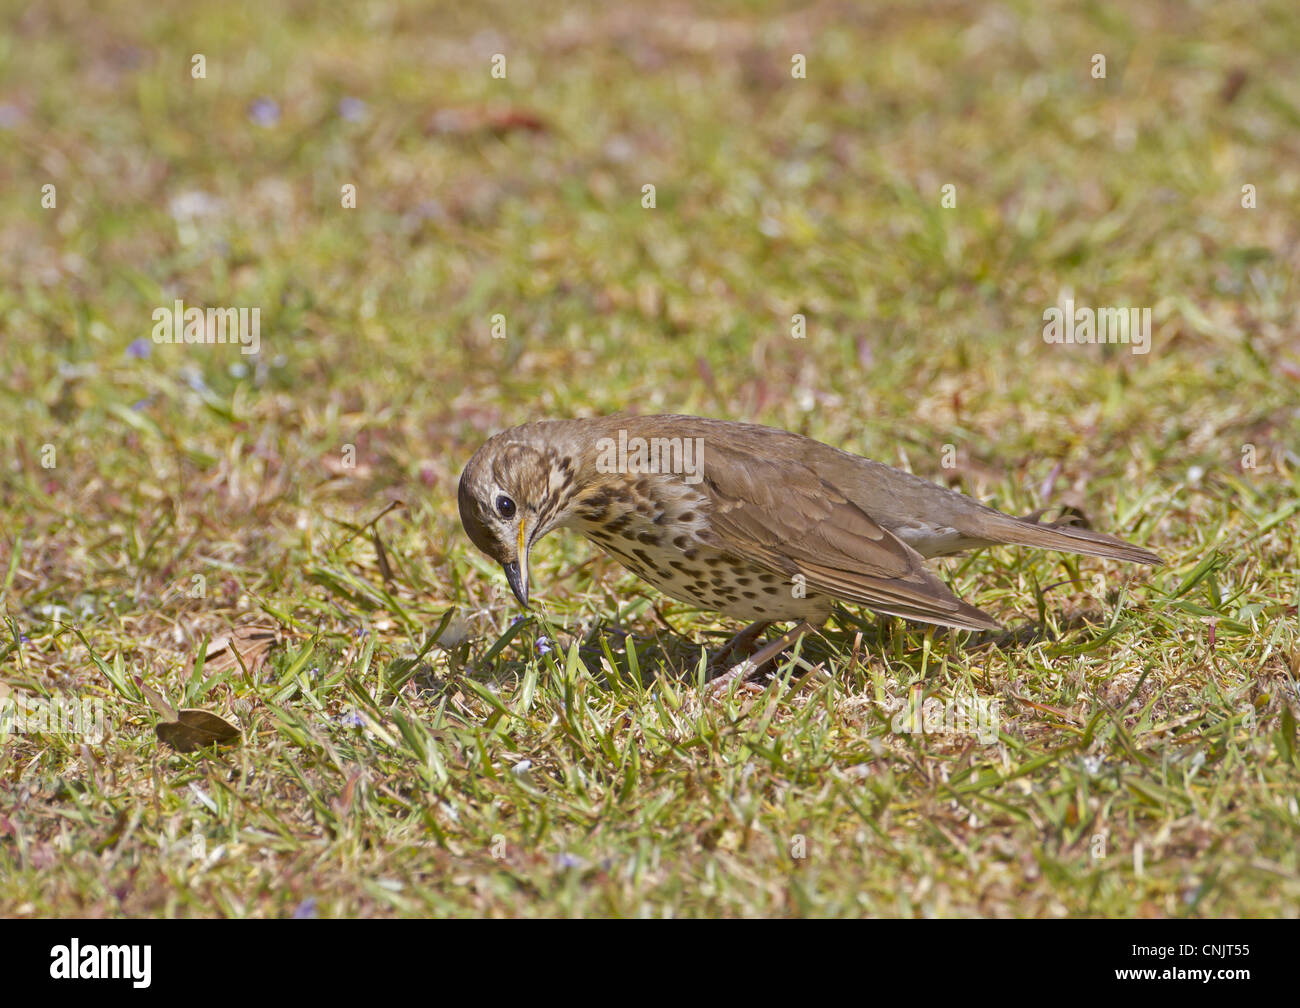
left=984, top=513, right=1161, bottom=566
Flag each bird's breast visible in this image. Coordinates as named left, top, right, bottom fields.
left=569, top=476, right=829, bottom=621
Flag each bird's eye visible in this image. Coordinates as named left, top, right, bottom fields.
left=495, top=494, right=516, bottom=519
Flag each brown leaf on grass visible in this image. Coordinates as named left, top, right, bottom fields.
left=427, top=105, right=548, bottom=137
left=203, top=624, right=280, bottom=678
left=134, top=675, right=241, bottom=752
left=1219, top=68, right=1248, bottom=105
left=156, top=709, right=240, bottom=752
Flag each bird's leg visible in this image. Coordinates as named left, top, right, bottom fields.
left=709, top=620, right=773, bottom=668
left=706, top=621, right=820, bottom=695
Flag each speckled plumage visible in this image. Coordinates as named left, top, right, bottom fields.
left=457, top=415, right=1160, bottom=632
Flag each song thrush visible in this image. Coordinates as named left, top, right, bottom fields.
left=457, top=415, right=1160, bottom=685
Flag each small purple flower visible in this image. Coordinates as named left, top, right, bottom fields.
left=338, top=96, right=367, bottom=122
left=536, top=636, right=552, bottom=655
left=248, top=98, right=280, bottom=127
left=339, top=709, right=365, bottom=729
left=292, top=898, right=318, bottom=919
left=131, top=398, right=151, bottom=412
left=126, top=337, right=151, bottom=359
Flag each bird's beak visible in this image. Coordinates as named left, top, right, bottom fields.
left=504, top=520, right=532, bottom=608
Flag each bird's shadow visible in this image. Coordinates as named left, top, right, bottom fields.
left=565, top=607, right=1113, bottom=692
left=425, top=605, right=1120, bottom=707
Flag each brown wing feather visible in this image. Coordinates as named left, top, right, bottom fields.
left=698, top=443, right=1001, bottom=631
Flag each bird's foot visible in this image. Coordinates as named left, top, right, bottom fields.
left=707, top=620, right=773, bottom=673
left=705, top=621, right=819, bottom=698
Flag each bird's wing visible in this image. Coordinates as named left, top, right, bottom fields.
left=697, top=442, right=1001, bottom=631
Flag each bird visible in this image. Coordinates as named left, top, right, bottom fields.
left=457, top=415, right=1160, bottom=688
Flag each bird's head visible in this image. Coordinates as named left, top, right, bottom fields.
left=457, top=428, right=578, bottom=608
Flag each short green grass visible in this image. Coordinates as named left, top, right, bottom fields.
left=2, top=0, right=1298, bottom=917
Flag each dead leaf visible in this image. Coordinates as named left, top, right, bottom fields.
left=1220, top=67, right=1248, bottom=105
left=427, top=105, right=547, bottom=136
left=155, top=709, right=240, bottom=753
left=203, top=624, right=280, bottom=677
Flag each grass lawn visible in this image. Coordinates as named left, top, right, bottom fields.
left=1, top=0, right=1298, bottom=917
